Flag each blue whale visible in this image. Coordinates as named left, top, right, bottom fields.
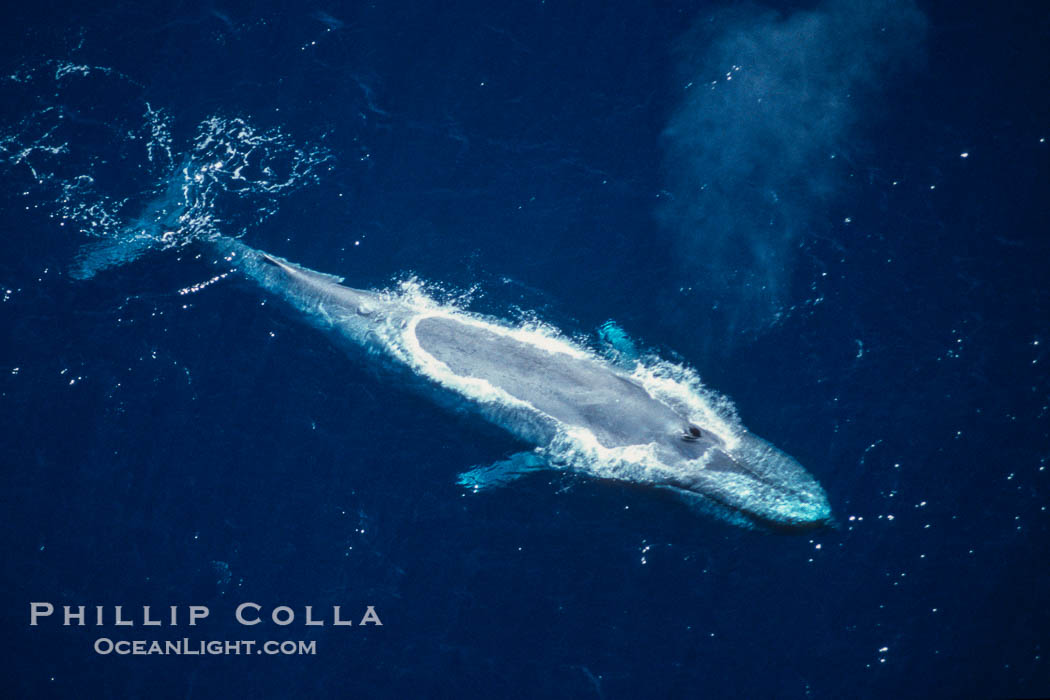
left=207, top=237, right=832, bottom=531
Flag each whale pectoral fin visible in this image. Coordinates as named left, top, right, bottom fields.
left=597, top=320, right=640, bottom=368
left=457, top=451, right=549, bottom=492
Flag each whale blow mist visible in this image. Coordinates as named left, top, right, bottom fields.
left=659, top=0, right=926, bottom=345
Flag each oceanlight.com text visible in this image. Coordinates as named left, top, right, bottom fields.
left=93, top=638, right=317, bottom=656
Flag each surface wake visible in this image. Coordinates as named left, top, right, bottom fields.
left=0, top=60, right=332, bottom=280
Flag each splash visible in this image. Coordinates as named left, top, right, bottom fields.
left=353, top=279, right=748, bottom=485
left=0, top=60, right=332, bottom=279
left=660, top=0, right=926, bottom=340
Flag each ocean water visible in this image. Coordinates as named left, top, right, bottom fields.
left=2, top=1, right=1047, bottom=698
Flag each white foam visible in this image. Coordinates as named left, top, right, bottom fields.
left=631, top=361, right=742, bottom=450
left=364, top=282, right=743, bottom=483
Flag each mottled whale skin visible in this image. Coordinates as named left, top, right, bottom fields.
left=213, top=237, right=831, bottom=530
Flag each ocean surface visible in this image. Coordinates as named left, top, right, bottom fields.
left=2, top=0, right=1047, bottom=698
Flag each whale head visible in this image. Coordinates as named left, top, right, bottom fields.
left=651, top=426, right=832, bottom=531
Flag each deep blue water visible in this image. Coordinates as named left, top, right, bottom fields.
left=2, top=1, right=1048, bottom=698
